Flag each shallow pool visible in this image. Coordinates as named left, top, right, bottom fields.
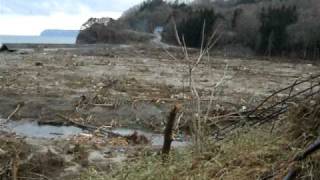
left=3, top=120, right=84, bottom=138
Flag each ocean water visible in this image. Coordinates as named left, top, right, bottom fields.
left=0, top=35, right=76, bottom=44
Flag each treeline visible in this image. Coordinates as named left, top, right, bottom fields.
left=117, top=0, right=320, bottom=60
left=229, top=0, right=320, bottom=59
left=257, top=6, right=298, bottom=55
left=118, top=0, right=194, bottom=33
left=176, top=9, right=219, bottom=47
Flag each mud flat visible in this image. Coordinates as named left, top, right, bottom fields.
left=0, top=43, right=319, bottom=179
left=0, top=44, right=318, bottom=128
left=0, top=118, right=188, bottom=179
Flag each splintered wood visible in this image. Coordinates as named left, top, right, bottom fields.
left=162, top=104, right=182, bottom=156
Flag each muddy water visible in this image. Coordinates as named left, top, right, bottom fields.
left=4, top=120, right=84, bottom=138
left=113, top=128, right=189, bottom=147
left=0, top=120, right=189, bottom=147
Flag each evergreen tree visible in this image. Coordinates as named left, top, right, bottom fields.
left=258, top=5, right=298, bottom=55
left=177, top=9, right=218, bottom=48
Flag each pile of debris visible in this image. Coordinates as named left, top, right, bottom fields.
left=209, top=73, right=320, bottom=179
left=213, top=73, right=320, bottom=140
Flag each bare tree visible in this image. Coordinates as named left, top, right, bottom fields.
left=166, top=20, right=228, bottom=154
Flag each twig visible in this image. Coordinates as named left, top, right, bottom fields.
left=200, top=20, right=206, bottom=57
left=174, top=112, right=184, bottom=131
left=7, top=103, right=24, bottom=120
left=172, top=18, right=182, bottom=47
left=56, top=114, right=96, bottom=131
left=56, top=114, right=118, bottom=137
left=220, top=74, right=320, bottom=137
left=28, top=172, right=51, bottom=180
left=11, top=150, right=19, bottom=180
left=248, top=74, right=320, bottom=117
left=90, top=103, right=114, bottom=107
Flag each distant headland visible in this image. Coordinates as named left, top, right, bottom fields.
left=40, top=29, right=79, bottom=37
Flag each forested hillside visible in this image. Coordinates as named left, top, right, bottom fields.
left=117, top=0, right=320, bottom=59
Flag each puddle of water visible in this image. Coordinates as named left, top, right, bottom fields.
left=4, top=120, right=84, bottom=139
left=112, top=128, right=189, bottom=147
left=0, top=120, right=189, bottom=147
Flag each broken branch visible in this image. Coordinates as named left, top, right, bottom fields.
left=162, top=104, right=181, bottom=156
left=7, top=102, right=24, bottom=120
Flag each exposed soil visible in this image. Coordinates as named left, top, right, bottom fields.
left=0, top=43, right=319, bottom=179
left=1, top=44, right=318, bottom=125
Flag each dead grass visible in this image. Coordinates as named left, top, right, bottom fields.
left=77, top=96, right=320, bottom=179
left=286, top=97, right=320, bottom=147
left=81, top=126, right=293, bottom=180
left=0, top=135, right=65, bottom=179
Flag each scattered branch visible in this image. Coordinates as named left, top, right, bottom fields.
left=11, top=148, right=20, bottom=180
left=294, top=139, right=320, bottom=161
left=7, top=102, right=24, bottom=120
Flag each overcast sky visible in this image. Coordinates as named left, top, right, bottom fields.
left=0, top=0, right=144, bottom=35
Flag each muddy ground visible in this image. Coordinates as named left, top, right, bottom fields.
left=0, top=43, right=319, bottom=179
left=1, top=44, right=318, bottom=126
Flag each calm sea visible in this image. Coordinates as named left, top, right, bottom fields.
left=0, top=35, right=76, bottom=44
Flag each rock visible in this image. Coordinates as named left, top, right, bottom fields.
left=39, top=146, right=59, bottom=155
left=0, top=148, right=7, bottom=155
left=103, top=148, right=112, bottom=155
left=88, top=151, right=105, bottom=163
left=0, top=44, right=9, bottom=52
left=80, top=133, right=94, bottom=138
left=63, top=164, right=81, bottom=174
left=171, top=93, right=189, bottom=100
left=97, top=82, right=105, bottom=87
left=240, top=106, right=247, bottom=112
left=35, top=62, right=44, bottom=66
left=127, top=131, right=149, bottom=145
left=0, top=44, right=16, bottom=53
left=108, top=155, right=126, bottom=163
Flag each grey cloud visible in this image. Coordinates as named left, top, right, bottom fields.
left=0, top=0, right=143, bottom=15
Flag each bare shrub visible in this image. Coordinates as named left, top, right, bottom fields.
left=166, top=20, right=227, bottom=154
